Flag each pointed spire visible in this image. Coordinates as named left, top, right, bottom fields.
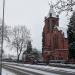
left=47, top=2, right=57, bottom=18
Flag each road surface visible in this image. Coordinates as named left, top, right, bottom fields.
left=2, top=68, right=17, bottom=75
left=2, top=62, right=75, bottom=75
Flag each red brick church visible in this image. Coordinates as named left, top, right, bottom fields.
left=42, top=5, right=69, bottom=63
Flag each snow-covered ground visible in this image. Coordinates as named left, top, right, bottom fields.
left=2, top=62, right=75, bottom=75
left=4, top=62, right=75, bottom=73
left=22, top=64, right=75, bottom=73
left=2, top=68, right=16, bottom=75
left=3, top=64, right=59, bottom=75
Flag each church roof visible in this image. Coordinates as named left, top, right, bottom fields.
left=57, top=26, right=68, bottom=38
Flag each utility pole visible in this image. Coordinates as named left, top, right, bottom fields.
left=0, top=0, right=5, bottom=75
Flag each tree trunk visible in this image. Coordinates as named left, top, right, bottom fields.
left=17, top=55, right=19, bottom=63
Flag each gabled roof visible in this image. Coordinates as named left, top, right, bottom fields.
left=57, top=26, right=68, bottom=38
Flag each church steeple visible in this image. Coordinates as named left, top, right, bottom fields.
left=47, top=3, right=58, bottom=18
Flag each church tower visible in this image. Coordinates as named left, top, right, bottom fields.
left=44, top=4, right=59, bottom=32
left=42, top=4, right=59, bottom=53
left=42, top=4, right=68, bottom=63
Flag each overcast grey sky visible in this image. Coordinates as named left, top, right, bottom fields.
left=0, top=0, right=69, bottom=54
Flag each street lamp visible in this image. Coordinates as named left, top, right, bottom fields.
left=0, top=0, right=5, bottom=75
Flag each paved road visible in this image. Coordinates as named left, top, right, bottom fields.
left=2, top=64, right=58, bottom=75
left=2, top=62, right=75, bottom=75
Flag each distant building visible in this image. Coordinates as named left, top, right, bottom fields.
left=42, top=4, right=69, bottom=63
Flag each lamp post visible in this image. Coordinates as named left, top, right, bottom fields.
left=0, top=0, right=5, bottom=75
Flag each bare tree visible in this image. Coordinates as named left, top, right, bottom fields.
left=10, top=25, right=30, bottom=62
left=49, top=0, right=75, bottom=15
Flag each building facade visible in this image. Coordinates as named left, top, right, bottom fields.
left=42, top=5, right=69, bottom=63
